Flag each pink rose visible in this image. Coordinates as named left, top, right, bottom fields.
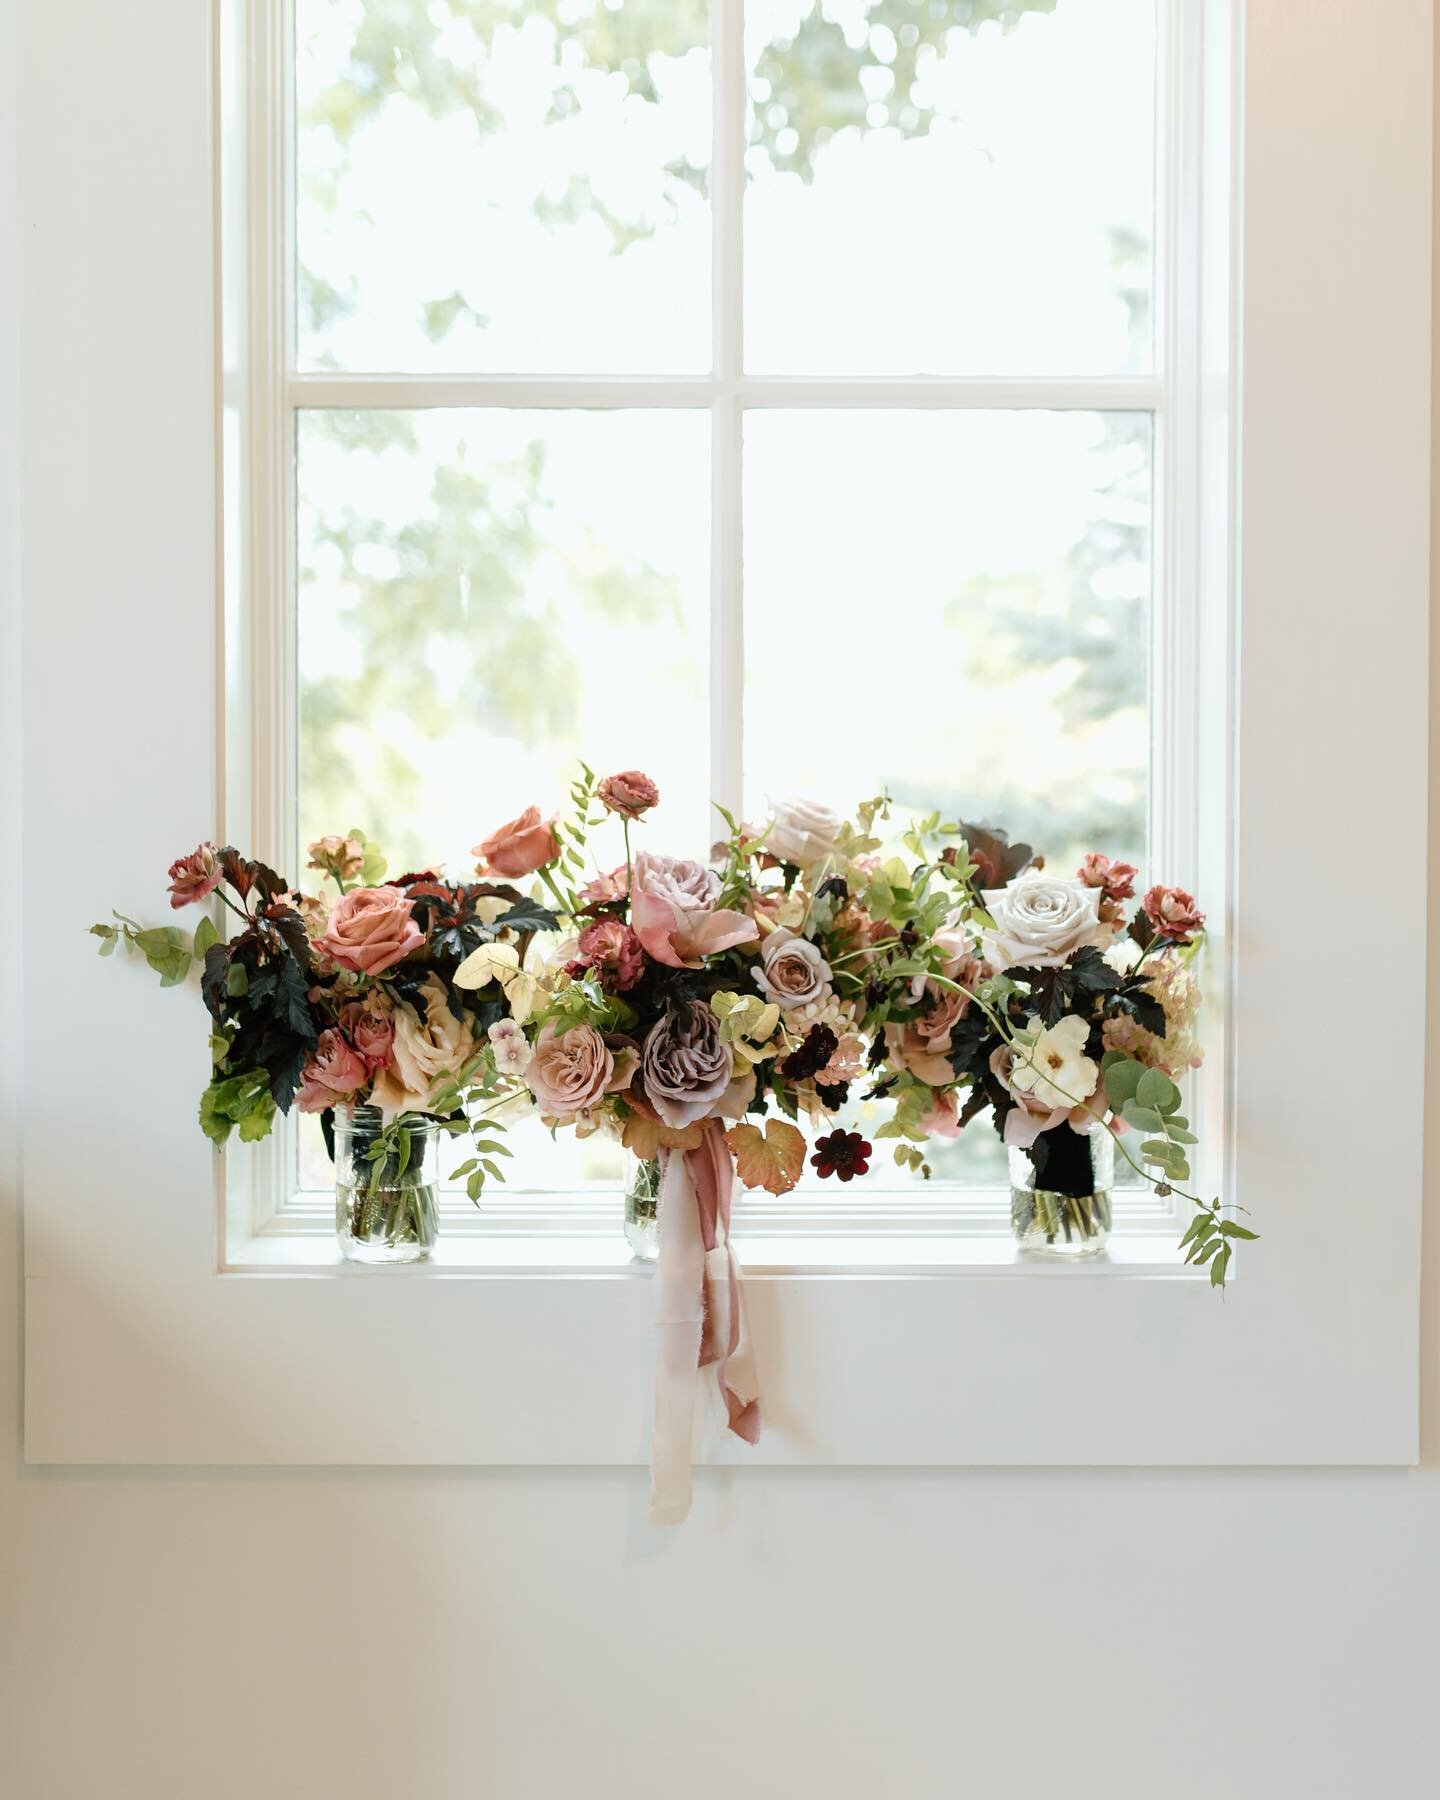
left=641, top=1003, right=735, bottom=1129
left=167, top=843, right=222, bottom=910
left=629, top=853, right=758, bottom=970
left=596, top=770, right=660, bottom=820
left=472, top=806, right=561, bottom=879
left=1142, top=885, right=1205, bottom=941
left=573, top=918, right=646, bottom=992
left=296, top=1028, right=370, bottom=1113
left=1078, top=853, right=1138, bottom=904
left=317, top=886, right=425, bottom=976
left=919, top=1089, right=962, bottom=1139
left=526, top=1021, right=638, bottom=1120
left=340, top=1002, right=395, bottom=1070
left=579, top=864, right=629, bottom=906
left=885, top=983, right=967, bottom=1086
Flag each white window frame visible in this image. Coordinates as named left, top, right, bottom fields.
left=231, top=0, right=1225, bottom=1257
left=16, top=0, right=1431, bottom=1471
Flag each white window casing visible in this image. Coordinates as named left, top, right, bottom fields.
left=16, top=0, right=1431, bottom=1466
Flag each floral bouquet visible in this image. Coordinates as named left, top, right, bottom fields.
left=92, top=831, right=560, bottom=1261
left=96, top=770, right=1248, bottom=1519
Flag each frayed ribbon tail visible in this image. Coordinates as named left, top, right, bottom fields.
left=648, top=1123, right=762, bottom=1526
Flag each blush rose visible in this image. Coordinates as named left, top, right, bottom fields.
left=472, top=806, right=561, bottom=879
left=316, top=886, right=425, bottom=976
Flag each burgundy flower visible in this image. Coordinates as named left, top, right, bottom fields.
left=780, top=1023, right=839, bottom=1083
left=167, top=843, right=222, bottom=910
left=1142, top=884, right=1205, bottom=942
left=810, top=1129, right=872, bottom=1182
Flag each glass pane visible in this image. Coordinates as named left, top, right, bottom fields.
left=295, top=1, right=711, bottom=372
left=743, top=409, right=1150, bottom=1187
left=745, top=0, right=1155, bottom=374
left=297, top=408, right=711, bottom=873
left=295, top=407, right=708, bottom=1192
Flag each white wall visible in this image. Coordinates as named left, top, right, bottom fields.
left=3, top=6, right=1439, bottom=1798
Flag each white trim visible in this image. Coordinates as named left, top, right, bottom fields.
left=285, top=373, right=1166, bottom=411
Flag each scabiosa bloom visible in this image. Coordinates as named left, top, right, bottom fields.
left=810, top=1129, right=872, bottom=1182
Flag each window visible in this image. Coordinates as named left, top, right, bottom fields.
left=21, top=0, right=1430, bottom=1467
left=241, top=0, right=1202, bottom=1238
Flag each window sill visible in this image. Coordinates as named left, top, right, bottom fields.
left=226, top=1229, right=1197, bottom=1278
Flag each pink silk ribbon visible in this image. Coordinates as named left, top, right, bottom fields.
left=648, top=1122, right=762, bottom=1526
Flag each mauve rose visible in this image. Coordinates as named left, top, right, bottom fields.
left=472, top=806, right=561, bottom=879
left=981, top=874, right=1107, bottom=972
left=596, top=770, right=660, bottom=820
left=641, top=1003, right=736, bottom=1129
left=629, top=853, right=758, bottom=970
left=295, top=1028, right=370, bottom=1113
left=167, top=843, right=222, bottom=910
left=575, top=918, right=645, bottom=991
left=317, top=886, right=425, bottom=976
left=526, top=1021, right=638, bottom=1120
left=752, top=927, right=832, bottom=1011
left=919, top=1089, right=962, bottom=1140
left=1142, top=884, right=1205, bottom=941
left=1077, top=853, right=1138, bottom=904
left=341, top=1002, right=395, bottom=1070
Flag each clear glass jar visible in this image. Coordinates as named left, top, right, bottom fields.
left=1009, top=1124, right=1114, bottom=1259
left=625, top=1156, right=661, bottom=1263
left=334, top=1104, right=441, bottom=1265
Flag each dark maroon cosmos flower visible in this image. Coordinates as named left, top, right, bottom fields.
left=810, top=1129, right=872, bottom=1182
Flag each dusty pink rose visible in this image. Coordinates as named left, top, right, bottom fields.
left=596, top=770, right=660, bottom=820
left=296, top=1028, right=370, bottom=1113
left=884, top=983, right=967, bottom=1086
left=340, top=1002, right=395, bottom=1070
left=1078, top=853, right=1138, bottom=904
left=526, top=1021, right=638, bottom=1120
left=641, top=1003, right=735, bottom=1128
left=919, top=1089, right=962, bottom=1140
left=574, top=918, right=645, bottom=991
left=472, top=806, right=561, bottom=879
left=1142, top=884, right=1205, bottom=941
left=579, top=864, right=629, bottom=906
left=629, top=853, right=758, bottom=971
left=317, top=885, right=425, bottom=975
left=167, top=843, right=222, bottom=910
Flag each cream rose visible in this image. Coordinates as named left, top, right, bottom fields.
left=981, top=874, right=1107, bottom=972
left=369, top=974, right=476, bottom=1115
left=764, top=797, right=842, bottom=867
